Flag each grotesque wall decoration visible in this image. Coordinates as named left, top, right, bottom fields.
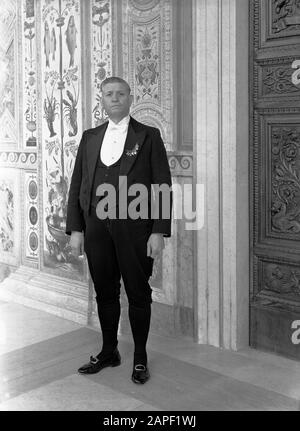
left=91, top=0, right=113, bottom=126
left=122, top=0, right=173, bottom=148
left=23, top=0, right=37, bottom=147
left=41, top=0, right=83, bottom=278
left=0, top=0, right=17, bottom=144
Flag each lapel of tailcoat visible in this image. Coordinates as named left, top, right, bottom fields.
left=86, top=121, right=108, bottom=189
left=86, top=117, right=147, bottom=193
left=118, top=118, right=146, bottom=192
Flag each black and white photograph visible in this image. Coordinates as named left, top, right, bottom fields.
left=0, top=0, right=300, bottom=417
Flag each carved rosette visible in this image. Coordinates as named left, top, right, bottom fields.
left=271, top=125, right=300, bottom=236
left=122, top=0, right=173, bottom=149
left=91, top=0, right=113, bottom=127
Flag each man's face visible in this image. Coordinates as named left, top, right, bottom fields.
left=101, top=82, right=133, bottom=122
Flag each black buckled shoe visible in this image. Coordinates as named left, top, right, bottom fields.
left=78, top=348, right=121, bottom=374
left=131, top=364, right=150, bottom=384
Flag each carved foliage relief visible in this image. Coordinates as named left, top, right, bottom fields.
left=41, top=0, right=83, bottom=277
left=262, top=63, right=300, bottom=95
left=271, top=125, right=300, bottom=236
left=251, top=1, right=300, bottom=317
left=0, top=0, right=16, bottom=143
left=91, top=0, right=113, bottom=127
left=272, top=0, right=300, bottom=35
left=122, top=0, right=173, bottom=148
left=261, top=261, right=300, bottom=301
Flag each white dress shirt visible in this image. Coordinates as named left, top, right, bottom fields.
left=100, top=115, right=130, bottom=166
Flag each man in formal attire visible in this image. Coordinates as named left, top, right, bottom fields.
left=65, top=77, right=172, bottom=384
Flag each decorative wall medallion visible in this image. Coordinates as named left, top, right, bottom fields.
left=29, top=206, right=38, bottom=225
left=25, top=172, right=39, bottom=259
left=28, top=179, right=37, bottom=199
left=29, top=231, right=38, bottom=251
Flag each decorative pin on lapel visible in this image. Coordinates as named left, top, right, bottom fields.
left=126, top=143, right=139, bottom=157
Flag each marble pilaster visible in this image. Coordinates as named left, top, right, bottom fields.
left=193, top=0, right=249, bottom=349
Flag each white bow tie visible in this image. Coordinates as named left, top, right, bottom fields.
left=108, top=124, right=128, bottom=132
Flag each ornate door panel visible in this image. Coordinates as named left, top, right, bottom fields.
left=250, top=0, right=300, bottom=359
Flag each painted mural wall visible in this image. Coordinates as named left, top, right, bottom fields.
left=0, top=0, right=19, bottom=268
left=41, top=0, right=84, bottom=279
left=0, top=0, right=194, bottom=337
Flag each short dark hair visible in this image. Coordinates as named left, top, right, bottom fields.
left=100, top=77, right=131, bottom=94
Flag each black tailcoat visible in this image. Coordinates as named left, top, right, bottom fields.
left=65, top=116, right=172, bottom=237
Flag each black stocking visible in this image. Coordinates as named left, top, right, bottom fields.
left=128, top=303, right=151, bottom=366
left=97, top=298, right=120, bottom=358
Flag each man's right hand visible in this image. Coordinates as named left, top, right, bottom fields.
left=69, top=231, right=84, bottom=258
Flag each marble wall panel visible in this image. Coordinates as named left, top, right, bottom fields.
left=176, top=176, right=193, bottom=309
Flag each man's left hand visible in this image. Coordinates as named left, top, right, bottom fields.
left=147, top=233, right=165, bottom=259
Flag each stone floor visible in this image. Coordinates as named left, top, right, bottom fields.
left=0, top=300, right=300, bottom=411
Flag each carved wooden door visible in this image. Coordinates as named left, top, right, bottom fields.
left=250, top=0, right=300, bottom=359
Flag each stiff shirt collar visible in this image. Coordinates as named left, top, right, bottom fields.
left=107, top=115, right=130, bottom=131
